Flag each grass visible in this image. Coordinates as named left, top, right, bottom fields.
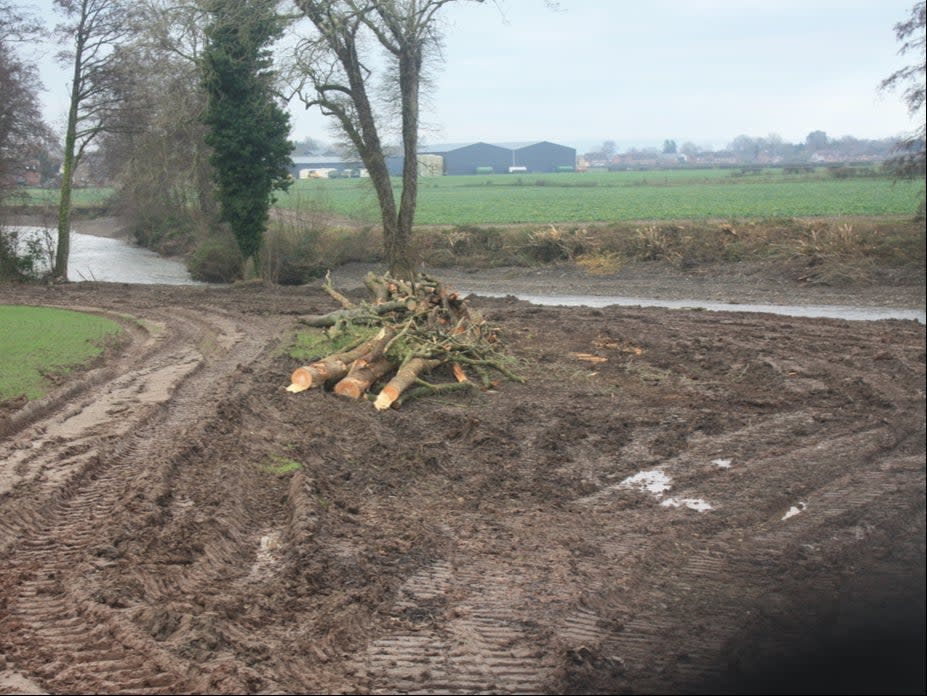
left=6, top=187, right=112, bottom=210
left=275, top=169, right=925, bottom=225
left=261, top=455, right=303, bottom=476
left=0, top=305, right=123, bottom=401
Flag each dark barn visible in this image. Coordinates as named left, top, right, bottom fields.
left=509, top=141, right=576, bottom=173
left=409, top=141, right=576, bottom=175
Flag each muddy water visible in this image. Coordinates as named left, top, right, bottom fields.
left=11, top=226, right=197, bottom=285
left=9, top=227, right=922, bottom=322
left=464, top=290, right=927, bottom=324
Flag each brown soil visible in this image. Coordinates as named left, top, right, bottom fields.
left=0, top=271, right=924, bottom=695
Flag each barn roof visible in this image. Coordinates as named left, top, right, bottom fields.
left=418, top=141, right=572, bottom=154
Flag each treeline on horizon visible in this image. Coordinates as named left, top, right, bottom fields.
left=579, top=131, right=915, bottom=166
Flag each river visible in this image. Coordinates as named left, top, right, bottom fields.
left=7, top=226, right=924, bottom=323
left=10, top=226, right=197, bottom=285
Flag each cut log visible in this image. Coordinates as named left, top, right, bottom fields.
left=451, top=362, right=468, bottom=383
left=288, top=357, right=351, bottom=392
left=333, top=356, right=395, bottom=399
left=373, top=357, right=441, bottom=411
left=288, top=328, right=394, bottom=392
left=288, top=271, right=520, bottom=408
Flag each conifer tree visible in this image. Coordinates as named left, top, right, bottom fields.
left=202, top=0, right=292, bottom=276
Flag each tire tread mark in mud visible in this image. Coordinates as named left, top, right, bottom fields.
left=360, top=558, right=556, bottom=694
left=0, top=308, right=281, bottom=694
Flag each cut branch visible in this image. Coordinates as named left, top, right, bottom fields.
left=334, top=356, right=395, bottom=398
left=288, top=326, right=393, bottom=392
left=373, top=357, right=441, bottom=411
left=299, top=300, right=407, bottom=327
left=287, top=272, right=520, bottom=409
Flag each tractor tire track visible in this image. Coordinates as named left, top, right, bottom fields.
left=0, top=303, right=286, bottom=694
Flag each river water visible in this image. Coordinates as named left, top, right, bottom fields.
left=10, top=226, right=196, bottom=285
left=7, top=226, right=924, bottom=323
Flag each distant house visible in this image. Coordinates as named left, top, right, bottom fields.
left=389, top=141, right=576, bottom=176
left=4, top=159, right=42, bottom=186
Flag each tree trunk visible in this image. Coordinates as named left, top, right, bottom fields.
left=393, top=47, right=421, bottom=281
left=55, top=150, right=74, bottom=280
left=373, top=357, right=441, bottom=411
left=55, top=26, right=85, bottom=281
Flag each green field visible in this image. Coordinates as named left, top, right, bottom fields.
left=6, top=187, right=112, bottom=210
left=0, top=305, right=122, bottom=401
left=277, top=169, right=925, bottom=225
left=7, top=168, right=923, bottom=228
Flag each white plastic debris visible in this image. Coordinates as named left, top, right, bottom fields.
left=660, top=497, right=714, bottom=512
left=711, top=458, right=732, bottom=469
left=782, top=502, right=808, bottom=520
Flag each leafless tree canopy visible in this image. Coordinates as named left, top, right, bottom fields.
left=291, top=0, right=481, bottom=279
left=880, top=1, right=926, bottom=179
left=0, top=2, right=50, bottom=191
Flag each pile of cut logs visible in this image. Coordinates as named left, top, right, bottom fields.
left=287, top=272, right=521, bottom=410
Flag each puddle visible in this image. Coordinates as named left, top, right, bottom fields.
left=617, top=469, right=713, bottom=513
left=619, top=469, right=672, bottom=495
left=660, top=497, right=713, bottom=512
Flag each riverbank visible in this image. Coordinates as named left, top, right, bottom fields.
left=6, top=212, right=924, bottom=312
left=3, top=213, right=130, bottom=240
left=332, top=259, right=926, bottom=312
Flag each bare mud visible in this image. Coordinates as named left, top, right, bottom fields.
left=0, top=274, right=924, bottom=695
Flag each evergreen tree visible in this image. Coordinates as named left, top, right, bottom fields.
left=202, top=0, right=292, bottom=275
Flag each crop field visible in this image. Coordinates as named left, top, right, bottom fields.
left=0, top=305, right=122, bottom=400
left=9, top=187, right=111, bottom=210
left=277, top=168, right=925, bottom=225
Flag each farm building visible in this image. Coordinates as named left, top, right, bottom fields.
left=289, top=156, right=364, bottom=179
left=388, top=141, right=576, bottom=176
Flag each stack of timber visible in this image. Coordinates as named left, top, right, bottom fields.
left=287, top=272, right=522, bottom=410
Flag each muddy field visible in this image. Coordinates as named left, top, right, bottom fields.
left=0, top=273, right=925, bottom=695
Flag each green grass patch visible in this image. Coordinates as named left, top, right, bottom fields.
left=0, top=305, right=123, bottom=401
left=260, top=455, right=303, bottom=476
left=287, top=324, right=377, bottom=361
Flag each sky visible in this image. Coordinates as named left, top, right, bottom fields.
left=26, top=0, right=921, bottom=154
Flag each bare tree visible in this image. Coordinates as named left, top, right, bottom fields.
left=881, top=1, right=926, bottom=182
left=52, top=0, right=134, bottom=280
left=0, top=2, right=49, bottom=196
left=0, top=1, right=42, bottom=44
left=99, top=0, right=218, bottom=252
left=291, top=0, right=481, bottom=280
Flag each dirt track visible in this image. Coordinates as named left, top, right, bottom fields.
left=1, top=277, right=925, bottom=695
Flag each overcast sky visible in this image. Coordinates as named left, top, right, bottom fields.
left=29, top=0, right=920, bottom=153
